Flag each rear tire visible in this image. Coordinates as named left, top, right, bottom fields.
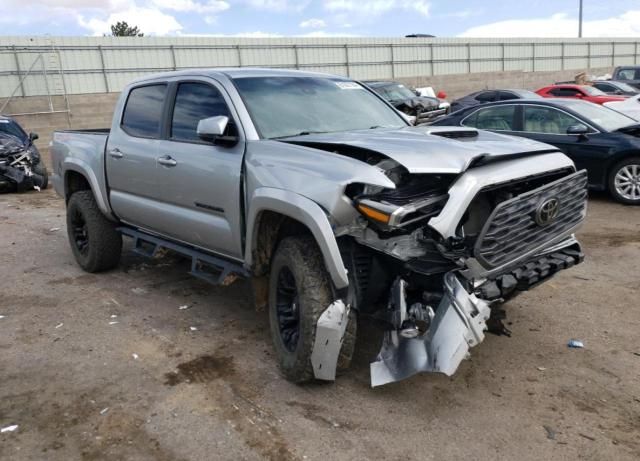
left=268, top=236, right=355, bottom=383
left=608, top=157, right=640, bottom=205
left=66, top=190, right=122, bottom=272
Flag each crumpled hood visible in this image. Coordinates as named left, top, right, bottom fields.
left=392, top=96, right=440, bottom=111
left=0, top=133, right=26, bottom=157
left=280, top=126, right=560, bottom=174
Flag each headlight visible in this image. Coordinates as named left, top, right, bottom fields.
left=356, top=194, right=448, bottom=228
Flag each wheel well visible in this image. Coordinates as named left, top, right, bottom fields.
left=251, top=210, right=313, bottom=276
left=65, top=171, right=91, bottom=202
left=607, top=152, right=640, bottom=179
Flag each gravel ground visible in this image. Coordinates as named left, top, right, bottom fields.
left=0, top=188, right=639, bottom=461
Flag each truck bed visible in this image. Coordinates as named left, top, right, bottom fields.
left=50, top=129, right=110, bottom=214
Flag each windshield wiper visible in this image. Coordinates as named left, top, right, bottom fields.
left=273, top=130, right=328, bottom=139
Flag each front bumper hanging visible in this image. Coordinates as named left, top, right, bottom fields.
left=370, top=272, right=491, bottom=387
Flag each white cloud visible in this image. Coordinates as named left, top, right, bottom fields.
left=244, top=0, right=309, bottom=12
left=459, top=10, right=640, bottom=37
left=78, top=6, right=183, bottom=35
left=324, top=0, right=430, bottom=17
left=152, top=0, right=229, bottom=14
left=299, top=18, right=327, bottom=29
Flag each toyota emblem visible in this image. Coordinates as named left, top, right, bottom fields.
left=535, top=197, right=560, bottom=226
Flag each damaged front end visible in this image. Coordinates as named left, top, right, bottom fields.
left=332, top=155, right=588, bottom=386
left=0, top=133, right=46, bottom=193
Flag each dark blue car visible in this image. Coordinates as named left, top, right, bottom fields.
left=431, top=99, right=640, bottom=205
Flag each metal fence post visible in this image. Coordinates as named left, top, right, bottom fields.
left=293, top=44, right=300, bottom=69
left=587, top=41, right=592, bottom=69
left=170, top=45, right=177, bottom=70
left=561, top=42, right=565, bottom=70
left=467, top=43, right=471, bottom=73
left=344, top=44, right=350, bottom=77
left=611, top=41, right=615, bottom=67
left=236, top=45, right=243, bottom=67
left=12, top=45, right=25, bottom=97
left=501, top=43, right=505, bottom=72
left=389, top=43, right=395, bottom=79
left=98, top=45, right=109, bottom=93
left=531, top=43, right=536, bottom=72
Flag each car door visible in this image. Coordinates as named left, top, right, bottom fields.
left=153, top=78, right=246, bottom=260
left=515, top=105, right=614, bottom=186
left=106, top=83, right=168, bottom=231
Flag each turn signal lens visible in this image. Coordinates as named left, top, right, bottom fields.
left=357, top=204, right=391, bottom=224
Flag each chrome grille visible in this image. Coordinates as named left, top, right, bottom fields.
left=474, top=170, right=588, bottom=268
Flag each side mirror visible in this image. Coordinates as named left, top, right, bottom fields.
left=437, top=91, right=447, bottom=100
left=29, top=132, right=39, bottom=141
left=567, top=124, right=589, bottom=135
left=196, top=116, right=238, bottom=145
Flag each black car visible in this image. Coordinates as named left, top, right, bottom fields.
left=449, top=89, right=541, bottom=113
left=364, top=80, right=446, bottom=124
left=592, top=80, right=639, bottom=96
left=431, top=99, right=640, bottom=204
left=0, top=116, right=48, bottom=193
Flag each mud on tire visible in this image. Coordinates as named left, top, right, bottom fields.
left=66, top=190, right=122, bottom=272
left=268, top=236, right=356, bottom=383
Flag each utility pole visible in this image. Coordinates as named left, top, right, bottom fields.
left=578, top=0, right=583, bottom=38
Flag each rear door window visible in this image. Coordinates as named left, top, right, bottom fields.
left=549, top=88, right=581, bottom=97
left=463, top=105, right=516, bottom=131
left=170, top=82, right=231, bottom=142
left=475, top=91, right=497, bottom=103
left=121, top=84, right=167, bottom=138
left=498, top=91, right=519, bottom=101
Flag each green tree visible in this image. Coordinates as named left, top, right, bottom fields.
left=110, top=21, right=144, bottom=37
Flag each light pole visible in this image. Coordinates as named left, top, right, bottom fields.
left=578, top=0, right=583, bottom=38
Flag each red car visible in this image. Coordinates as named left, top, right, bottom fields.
left=535, top=84, right=627, bottom=105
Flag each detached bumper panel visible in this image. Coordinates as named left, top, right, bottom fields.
left=370, top=272, right=490, bottom=387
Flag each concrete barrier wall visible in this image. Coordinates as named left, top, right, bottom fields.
left=1, top=66, right=612, bottom=168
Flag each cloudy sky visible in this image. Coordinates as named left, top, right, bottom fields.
left=1, top=0, right=640, bottom=37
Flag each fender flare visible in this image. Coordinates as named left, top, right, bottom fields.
left=63, top=158, right=114, bottom=219
left=245, top=187, right=349, bottom=289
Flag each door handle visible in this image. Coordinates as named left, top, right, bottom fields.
left=157, top=155, right=178, bottom=167
left=108, top=148, right=123, bottom=159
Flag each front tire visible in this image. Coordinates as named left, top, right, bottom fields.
left=32, top=163, right=48, bottom=190
left=66, top=190, right=122, bottom=272
left=269, top=235, right=359, bottom=383
left=609, top=157, right=640, bottom=205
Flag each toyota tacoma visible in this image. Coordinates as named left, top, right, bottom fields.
left=51, top=69, right=587, bottom=386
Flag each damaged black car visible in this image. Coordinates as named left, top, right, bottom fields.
left=0, top=116, right=48, bottom=193
left=364, top=80, right=447, bottom=125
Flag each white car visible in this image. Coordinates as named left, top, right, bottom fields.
left=604, top=94, right=640, bottom=121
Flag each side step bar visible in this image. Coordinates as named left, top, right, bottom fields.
left=117, top=227, right=249, bottom=286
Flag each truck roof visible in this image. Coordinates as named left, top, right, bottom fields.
left=131, top=67, right=343, bottom=85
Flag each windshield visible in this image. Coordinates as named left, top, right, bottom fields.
left=0, top=119, right=28, bottom=142
left=376, top=83, right=417, bottom=101
left=233, top=77, right=407, bottom=139
left=560, top=100, right=637, bottom=131
left=582, top=86, right=607, bottom=96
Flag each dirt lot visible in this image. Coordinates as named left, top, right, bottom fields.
left=1, top=188, right=639, bottom=461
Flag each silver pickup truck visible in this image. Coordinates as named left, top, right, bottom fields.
left=51, top=68, right=587, bottom=387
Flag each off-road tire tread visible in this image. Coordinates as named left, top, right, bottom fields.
left=66, top=190, right=122, bottom=272
left=269, top=236, right=346, bottom=383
